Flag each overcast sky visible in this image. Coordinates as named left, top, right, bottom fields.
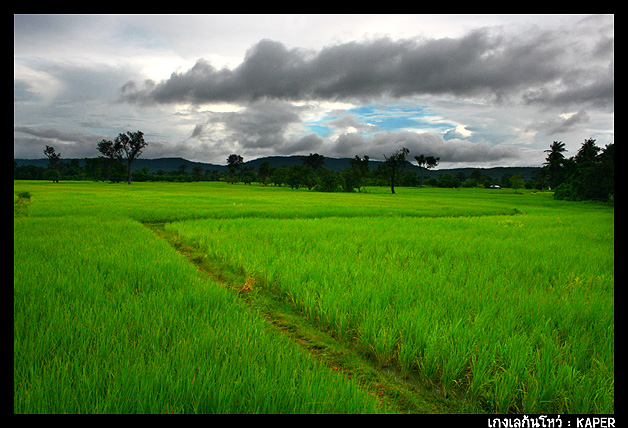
left=14, top=14, right=614, bottom=168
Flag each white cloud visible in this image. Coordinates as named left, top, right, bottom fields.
left=14, top=61, right=65, bottom=104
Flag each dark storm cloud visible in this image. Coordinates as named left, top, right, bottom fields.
left=119, top=16, right=613, bottom=110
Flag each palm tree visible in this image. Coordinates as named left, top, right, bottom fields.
left=543, top=141, right=567, bottom=189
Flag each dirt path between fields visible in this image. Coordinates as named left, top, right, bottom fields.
left=144, top=221, right=472, bottom=414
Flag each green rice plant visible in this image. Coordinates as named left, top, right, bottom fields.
left=14, top=180, right=613, bottom=413
left=13, top=187, right=388, bottom=413
left=167, top=192, right=613, bottom=413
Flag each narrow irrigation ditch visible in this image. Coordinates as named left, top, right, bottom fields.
left=145, top=221, right=474, bottom=414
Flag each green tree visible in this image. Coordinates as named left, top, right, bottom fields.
left=555, top=139, right=614, bottom=202
left=93, top=143, right=126, bottom=182
left=383, top=147, right=409, bottom=194
left=574, top=138, right=600, bottom=166
left=543, top=141, right=567, bottom=189
left=192, top=165, right=204, bottom=181
left=62, top=159, right=82, bottom=180
left=97, top=130, right=148, bottom=184
left=258, top=160, right=273, bottom=185
left=533, top=168, right=549, bottom=191
left=227, top=153, right=244, bottom=184
left=509, top=174, right=525, bottom=193
left=414, top=154, right=440, bottom=188
left=350, top=155, right=370, bottom=174
left=43, top=145, right=61, bottom=183
left=461, top=178, right=479, bottom=188
left=302, top=153, right=325, bottom=171
left=14, top=164, right=45, bottom=180
left=270, top=167, right=288, bottom=186
left=227, top=154, right=244, bottom=184
left=286, top=165, right=317, bottom=190
left=239, top=168, right=255, bottom=185
left=597, top=142, right=614, bottom=200
left=316, top=167, right=345, bottom=192
left=341, top=167, right=362, bottom=192
left=347, top=155, right=370, bottom=191
left=117, top=131, right=147, bottom=185
left=438, top=172, right=458, bottom=188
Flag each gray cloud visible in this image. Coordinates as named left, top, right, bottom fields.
left=525, top=110, right=591, bottom=136
left=326, top=114, right=379, bottom=133
left=327, top=131, right=522, bottom=164
left=119, top=16, right=613, bottom=110
left=199, top=99, right=303, bottom=149
left=179, top=99, right=324, bottom=160
left=275, top=133, right=324, bottom=156
left=13, top=125, right=107, bottom=158
left=14, top=125, right=104, bottom=146
left=522, top=63, right=614, bottom=109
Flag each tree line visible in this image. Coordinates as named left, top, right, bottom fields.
left=14, top=130, right=613, bottom=202
left=15, top=131, right=149, bottom=184
left=540, top=138, right=614, bottom=202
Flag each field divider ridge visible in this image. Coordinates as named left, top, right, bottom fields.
left=143, top=220, right=471, bottom=414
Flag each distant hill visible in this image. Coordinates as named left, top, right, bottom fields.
left=14, top=156, right=365, bottom=172
left=427, top=166, right=541, bottom=182
left=15, top=156, right=540, bottom=181
left=131, top=157, right=228, bottom=173
left=243, top=156, right=540, bottom=181
left=242, top=156, right=359, bottom=172
left=14, top=157, right=228, bottom=173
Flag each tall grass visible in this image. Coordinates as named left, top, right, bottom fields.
left=14, top=186, right=386, bottom=413
left=13, top=180, right=525, bottom=222
left=168, top=197, right=614, bottom=413
left=14, top=181, right=613, bottom=413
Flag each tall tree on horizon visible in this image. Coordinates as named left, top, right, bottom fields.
left=543, top=141, right=567, bottom=189
left=574, top=138, right=600, bottom=166
left=302, top=153, right=325, bottom=171
left=414, top=154, right=440, bottom=188
left=43, top=145, right=61, bottom=183
left=227, top=154, right=244, bottom=183
left=383, top=147, right=409, bottom=194
left=97, top=130, right=148, bottom=184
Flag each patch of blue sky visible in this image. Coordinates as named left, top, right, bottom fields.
left=348, top=103, right=455, bottom=134
left=304, top=102, right=460, bottom=138
left=303, top=109, right=343, bottom=137
left=305, top=123, right=332, bottom=138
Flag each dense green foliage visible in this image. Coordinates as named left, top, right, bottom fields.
left=543, top=139, right=614, bottom=202
left=14, top=154, right=542, bottom=191
left=14, top=181, right=613, bottom=413
left=16, top=135, right=613, bottom=203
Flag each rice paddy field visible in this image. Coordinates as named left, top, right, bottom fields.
left=13, top=180, right=614, bottom=414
